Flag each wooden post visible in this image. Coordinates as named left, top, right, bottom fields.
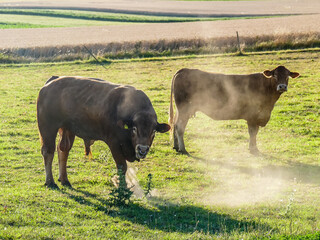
left=236, top=31, right=242, bottom=55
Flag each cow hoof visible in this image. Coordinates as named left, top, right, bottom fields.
left=250, top=148, right=261, bottom=156
left=178, top=149, right=190, bottom=156
left=61, top=181, right=73, bottom=188
left=173, top=146, right=179, bottom=152
left=45, top=182, right=59, bottom=189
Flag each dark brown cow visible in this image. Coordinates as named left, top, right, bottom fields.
left=169, top=66, right=299, bottom=155
left=46, top=76, right=97, bottom=158
left=37, top=76, right=170, bottom=188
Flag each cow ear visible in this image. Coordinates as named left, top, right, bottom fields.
left=156, top=123, right=171, bottom=133
left=263, top=70, right=273, bottom=78
left=290, top=72, right=300, bottom=79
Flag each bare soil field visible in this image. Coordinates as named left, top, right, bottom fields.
left=1, top=0, right=320, bottom=16
left=1, top=14, right=320, bottom=49
left=0, top=0, right=320, bottom=49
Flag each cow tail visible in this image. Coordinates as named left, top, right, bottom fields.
left=168, top=72, right=176, bottom=136
left=45, top=76, right=59, bottom=85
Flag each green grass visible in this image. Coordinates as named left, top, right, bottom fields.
left=0, top=11, right=127, bottom=28
left=0, top=50, right=319, bottom=239
left=0, top=22, right=52, bottom=29
left=0, top=9, right=281, bottom=29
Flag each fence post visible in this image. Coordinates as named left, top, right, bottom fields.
left=236, top=31, right=243, bottom=55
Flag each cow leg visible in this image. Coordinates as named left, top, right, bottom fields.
left=42, top=146, right=56, bottom=188
left=84, top=139, right=95, bottom=160
left=174, top=111, right=190, bottom=155
left=114, top=154, right=127, bottom=176
left=173, top=130, right=179, bottom=152
left=173, top=112, right=179, bottom=151
left=247, top=122, right=260, bottom=155
left=57, top=128, right=75, bottom=187
left=109, top=145, right=128, bottom=188
left=39, top=128, right=58, bottom=188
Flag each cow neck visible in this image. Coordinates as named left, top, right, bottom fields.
left=268, top=77, right=282, bottom=104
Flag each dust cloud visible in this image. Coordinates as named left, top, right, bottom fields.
left=126, top=165, right=145, bottom=198
left=200, top=155, right=292, bottom=207
left=125, top=164, right=159, bottom=199
left=123, top=150, right=291, bottom=206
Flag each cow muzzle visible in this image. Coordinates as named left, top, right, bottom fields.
left=277, top=84, right=287, bottom=93
left=135, top=144, right=150, bottom=159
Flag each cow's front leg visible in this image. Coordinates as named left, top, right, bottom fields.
left=57, top=129, right=75, bottom=187
left=114, top=161, right=128, bottom=189
left=109, top=145, right=128, bottom=188
left=116, top=160, right=128, bottom=176
left=247, top=122, right=260, bottom=155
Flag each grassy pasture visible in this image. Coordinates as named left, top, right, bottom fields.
left=0, top=50, right=320, bottom=239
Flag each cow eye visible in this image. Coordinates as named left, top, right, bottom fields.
left=132, top=127, right=137, bottom=134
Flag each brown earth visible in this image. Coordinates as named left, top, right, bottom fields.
left=0, top=0, right=320, bottom=49
left=1, top=0, right=320, bottom=16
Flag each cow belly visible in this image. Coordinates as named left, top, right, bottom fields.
left=204, top=111, right=242, bottom=121
left=65, top=119, right=103, bottom=141
left=199, top=104, right=244, bottom=121
left=198, top=100, right=271, bottom=124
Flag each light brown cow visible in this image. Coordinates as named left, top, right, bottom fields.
left=169, top=66, right=299, bottom=155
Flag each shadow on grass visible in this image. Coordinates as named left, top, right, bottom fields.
left=191, top=153, right=320, bottom=185
left=59, top=187, right=273, bottom=235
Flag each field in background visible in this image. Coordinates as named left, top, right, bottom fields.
left=0, top=8, right=319, bottom=63
left=1, top=2, right=320, bottom=61
left=0, top=50, right=319, bottom=239
left=0, top=9, right=272, bottom=29
left=175, top=0, right=259, bottom=1
left=2, top=32, right=320, bottom=63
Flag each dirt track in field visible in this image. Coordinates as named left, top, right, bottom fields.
left=0, top=0, right=320, bottom=49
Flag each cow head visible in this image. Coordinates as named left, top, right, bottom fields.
left=117, top=111, right=170, bottom=160
left=263, top=66, right=300, bottom=93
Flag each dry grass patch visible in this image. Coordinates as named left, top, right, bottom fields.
left=1, top=32, right=320, bottom=63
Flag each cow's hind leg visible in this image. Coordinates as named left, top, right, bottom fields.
left=174, top=110, right=190, bottom=155
left=247, top=122, right=260, bottom=155
left=57, top=128, right=75, bottom=187
left=40, top=128, right=58, bottom=188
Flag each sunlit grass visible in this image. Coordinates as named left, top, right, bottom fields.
left=0, top=50, right=319, bottom=239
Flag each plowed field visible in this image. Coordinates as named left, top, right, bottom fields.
left=0, top=0, right=319, bottom=49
